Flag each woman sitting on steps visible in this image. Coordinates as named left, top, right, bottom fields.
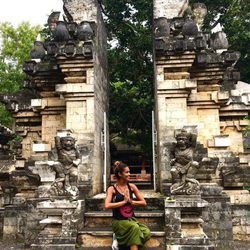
left=105, top=161, right=151, bottom=250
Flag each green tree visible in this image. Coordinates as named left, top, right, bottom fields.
left=0, top=22, right=40, bottom=127
left=100, top=0, right=154, bottom=155
left=101, top=0, right=250, bottom=156
left=0, top=22, right=41, bottom=92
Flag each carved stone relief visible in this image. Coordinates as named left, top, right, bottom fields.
left=42, top=134, right=80, bottom=198
left=170, top=129, right=200, bottom=195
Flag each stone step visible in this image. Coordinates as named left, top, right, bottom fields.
left=85, top=193, right=165, bottom=212
left=77, top=248, right=165, bottom=250
left=84, top=211, right=165, bottom=229
left=77, top=248, right=112, bottom=250
left=166, top=245, right=215, bottom=250
left=85, top=211, right=164, bottom=217
left=78, top=228, right=165, bottom=249
left=36, top=234, right=77, bottom=245
left=31, top=244, right=76, bottom=250
left=78, top=248, right=165, bottom=250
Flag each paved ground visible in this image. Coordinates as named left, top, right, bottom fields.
left=1, top=241, right=250, bottom=249
left=0, top=242, right=28, bottom=250
left=234, top=241, right=250, bottom=250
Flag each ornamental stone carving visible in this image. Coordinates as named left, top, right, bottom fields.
left=170, top=129, right=200, bottom=195
left=44, top=134, right=80, bottom=197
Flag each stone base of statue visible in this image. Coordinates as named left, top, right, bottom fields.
left=31, top=198, right=84, bottom=250
left=170, top=179, right=200, bottom=195
left=165, top=195, right=215, bottom=250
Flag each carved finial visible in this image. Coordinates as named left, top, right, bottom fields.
left=30, top=41, right=46, bottom=60
left=54, top=21, right=70, bottom=42
left=154, top=17, right=170, bottom=38
left=48, top=12, right=61, bottom=34
left=211, top=31, right=229, bottom=53
left=182, top=8, right=198, bottom=37
left=77, top=21, right=94, bottom=41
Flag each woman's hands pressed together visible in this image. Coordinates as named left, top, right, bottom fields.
left=124, top=188, right=131, bottom=203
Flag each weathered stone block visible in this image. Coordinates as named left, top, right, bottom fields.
left=29, top=162, right=55, bottom=182
left=56, top=83, right=94, bottom=93
left=32, top=143, right=51, bottom=152
left=214, top=135, right=231, bottom=147
left=31, top=99, right=42, bottom=108
left=153, top=0, right=188, bottom=19
left=63, top=0, right=98, bottom=23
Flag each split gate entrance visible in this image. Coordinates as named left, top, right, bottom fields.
left=103, top=111, right=157, bottom=191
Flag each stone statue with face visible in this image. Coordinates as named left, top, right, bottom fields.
left=170, top=129, right=200, bottom=195
left=57, top=136, right=81, bottom=169
left=47, top=134, right=80, bottom=197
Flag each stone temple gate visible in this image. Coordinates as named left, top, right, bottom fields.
left=0, top=0, right=249, bottom=249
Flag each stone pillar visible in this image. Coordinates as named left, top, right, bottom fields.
left=202, top=186, right=234, bottom=250
left=153, top=1, right=197, bottom=193
left=56, top=57, right=95, bottom=142
left=31, top=199, right=85, bottom=250
left=53, top=0, right=109, bottom=195
left=32, top=97, right=66, bottom=147
left=153, top=0, right=243, bottom=193
left=165, top=196, right=214, bottom=250
left=154, top=36, right=197, bottom=193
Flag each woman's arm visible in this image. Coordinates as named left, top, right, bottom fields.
left=130, top=184, right=147, bottom=207
left=104, top=186, right=127, bottom=209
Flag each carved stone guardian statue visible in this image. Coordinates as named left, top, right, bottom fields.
left=170, top=129, right=200, bottom=195
left=45, top=133, right=80, bottom=197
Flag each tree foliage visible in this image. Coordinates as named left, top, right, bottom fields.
left=100, top=0, right=154, bottom=155
left=0, top=22, right=40, bottom=127
left=0, top=22, right=41, bottom=93
left=100, top=0, right=250, bottom=156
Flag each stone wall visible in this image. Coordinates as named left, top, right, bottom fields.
left=224, top=190, right=250, bottom=242
left=42, top=113, right=66, bottom=146
left=202, top=187, right=233, bottom=250
left=153, top=0, right=250, bottom=246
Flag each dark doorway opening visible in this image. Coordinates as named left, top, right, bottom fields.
left=110, top=146, right=153, bottom=189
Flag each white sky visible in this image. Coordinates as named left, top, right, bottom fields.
left=0, top=0, right=63, bottom=27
